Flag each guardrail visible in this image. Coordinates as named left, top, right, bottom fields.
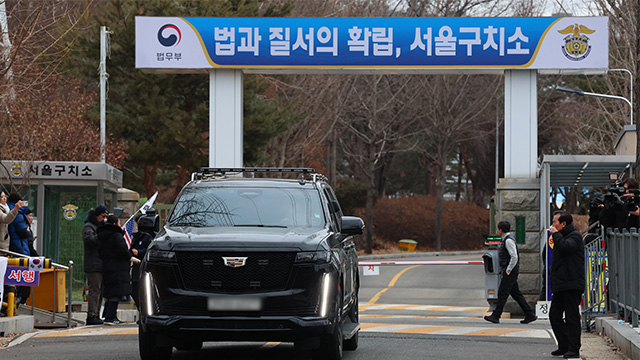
left=1, top=249, right=75, bottom=328
left=606, top=228, right=640, bottom=328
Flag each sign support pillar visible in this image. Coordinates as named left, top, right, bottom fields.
left=504, top=69, right=538, bottom=178
left=209, top=69, right=243, bottom=168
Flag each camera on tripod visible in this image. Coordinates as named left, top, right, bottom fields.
left=589, top=172, right=640, bottom=231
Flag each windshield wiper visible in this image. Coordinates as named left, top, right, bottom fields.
left=233, top=224, right=287, bottom=228
left=167, top=222, right=204, bottom=227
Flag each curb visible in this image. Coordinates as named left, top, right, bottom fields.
left=596, top=316, right=640, bottom=359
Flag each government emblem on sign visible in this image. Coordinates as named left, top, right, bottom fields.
left=558, top=24, right=595, bottom=61
left=62, top=204, right=79, bottom=221
left=10, top=162, right=23, bottom=178
left=222, top=257, right=247, bottom=268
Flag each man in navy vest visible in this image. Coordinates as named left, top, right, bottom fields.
left=484, top=220, right=537, bottom=324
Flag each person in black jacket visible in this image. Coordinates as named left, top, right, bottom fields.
left=82, top=205, right=108, bottom=325
left=130, top=214, right=154, bottom=309
left=549, top=211, right=585, bottom=359
left=98, top=215, right=137, bottom=325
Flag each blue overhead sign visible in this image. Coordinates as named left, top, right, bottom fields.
left=136, top=17, right=608, bottom=71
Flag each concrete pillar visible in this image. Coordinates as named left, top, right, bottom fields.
left=209, top=69, right=243, bottom=168
left=496, top=178, right=541, bottom=315
left=504, top=70, right=537, bottom=178
left=498, top=70, right=540, bottom=314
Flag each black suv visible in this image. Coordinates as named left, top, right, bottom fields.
left=138, top=168, right=363, bottom=360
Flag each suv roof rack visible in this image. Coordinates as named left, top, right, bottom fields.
left=192, top=167, right=316, bottom=181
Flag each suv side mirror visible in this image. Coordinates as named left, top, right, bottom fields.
left=341, top=216, right=364, bottom=236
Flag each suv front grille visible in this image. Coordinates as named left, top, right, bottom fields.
left=176, top=251, right=295, bottom=293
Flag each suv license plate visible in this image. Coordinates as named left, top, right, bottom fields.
left=207, top=297, right=262, bottom=311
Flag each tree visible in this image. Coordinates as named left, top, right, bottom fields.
left=59, top=0, right=298, bottom=200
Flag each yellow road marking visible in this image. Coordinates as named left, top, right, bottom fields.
left=107, top=329, right=138, bottom=335
left=36, top=328, right=107, bottom=338
left=368, top=264, right=422, bottom=304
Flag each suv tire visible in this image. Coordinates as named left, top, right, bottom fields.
left=139, top=323, right=172, bottom=360
left=314, top=291, right=343, bottom=360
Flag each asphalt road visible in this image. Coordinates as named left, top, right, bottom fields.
left=1, top=252, right=565, bottom=360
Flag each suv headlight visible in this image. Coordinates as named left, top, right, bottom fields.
left=146, top=249, right=177, bottom=262
left=295, top=250, right=331, bottom=264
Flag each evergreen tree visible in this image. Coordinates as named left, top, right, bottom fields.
left=59, top=0, right=297, bottom=199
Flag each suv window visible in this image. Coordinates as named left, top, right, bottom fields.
left=167, top=186, right=326, bottom=229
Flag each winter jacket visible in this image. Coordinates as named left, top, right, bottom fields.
left=0, top=203, right=19, bottom=251
left=98, top=223, right=132, bottom=298
left=83, top=210, right=103, bottom=272
left=130, top=232, right=153, bottom=283
left=550, top=223, right=585, bottom=293
left=8, top=203, right=30, bottom=256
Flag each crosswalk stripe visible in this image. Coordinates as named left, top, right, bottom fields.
left=360, top=303, right=489, bottom=312
left=361, top=323, right=550, bottom=338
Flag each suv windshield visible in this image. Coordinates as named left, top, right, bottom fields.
left=167, top=186, right=326, bottom=229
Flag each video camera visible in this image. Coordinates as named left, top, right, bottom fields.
left=137, top=208, right=160, bottom=237
left=589, top=172, right=640, bottom=231
left=590, top=172, right=640, bottom=211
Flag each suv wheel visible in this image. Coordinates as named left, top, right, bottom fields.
left=139, top=323, right=172, bottom=360
left=314, top=291, right=343, bottom=360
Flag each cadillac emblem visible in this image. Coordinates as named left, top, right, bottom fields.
left=558, top=24, right=595, bottom=61
left=222, top=257, right=248, bottom=268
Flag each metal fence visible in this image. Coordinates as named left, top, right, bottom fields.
left=606, top=228, right=640, bottom=327
left=582, top=226, right=608, bottom=330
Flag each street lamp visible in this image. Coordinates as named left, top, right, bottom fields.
left=556, top=86, right=633, bottom=125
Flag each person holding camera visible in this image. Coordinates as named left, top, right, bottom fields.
left=622, top=178, right=640, bottom=229
left=0, top=191, right=23, bottom=251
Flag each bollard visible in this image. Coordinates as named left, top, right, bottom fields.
left=7, top=285, right=16, bottom=317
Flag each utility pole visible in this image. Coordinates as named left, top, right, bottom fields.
left=100, top=26, right=113, bottom=163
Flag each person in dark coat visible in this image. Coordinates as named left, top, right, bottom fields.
left=98, top=214, right=135, bottom=325
left=130, top=215, right=154, bottom=309
left=549, top=211, right=585, bottom=359
left=83, top=205, right=108, bottom=325
left=7, top=192, right=31, bottom=305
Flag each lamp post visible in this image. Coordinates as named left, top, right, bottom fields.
left=556, top=86, right=633, bottom=125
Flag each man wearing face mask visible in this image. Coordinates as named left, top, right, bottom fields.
left=83, top=205, right=108, bottom=325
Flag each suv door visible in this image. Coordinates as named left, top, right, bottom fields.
left=323, top=185, right=355, bottom=306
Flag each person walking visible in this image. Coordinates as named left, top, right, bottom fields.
left=484, top=220, right=537, bottom=324
left=548, top=211, right=585, bottom=359
left=98, top=214, right=136, bottom=325
left=0, top=191, right=23, bottom=251
left=83, top=205, right=108, bottom=325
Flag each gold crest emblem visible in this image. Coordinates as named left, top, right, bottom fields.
left=558, top=24, right=595, bottom=61
left=62, top=204, right=79, bottom=221
left=10, top=162, right=23, bottom=178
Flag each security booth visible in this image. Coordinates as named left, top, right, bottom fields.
left=0, top=160, right=122, bottom=288
left=538, top=155, right=635, bottom=303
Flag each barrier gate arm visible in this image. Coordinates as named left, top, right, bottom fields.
left=359, top=260, right=483, bottom=266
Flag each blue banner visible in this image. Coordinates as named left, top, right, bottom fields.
left=136, top=16, right=608, bottom=71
